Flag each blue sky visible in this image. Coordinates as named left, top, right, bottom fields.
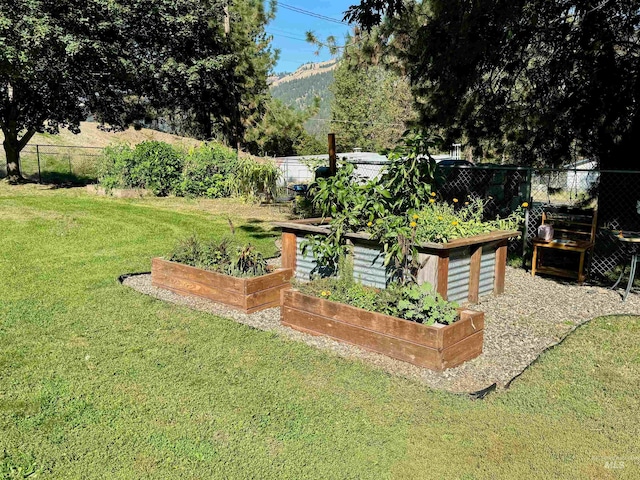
left=265, top=1, right=355, bottom=73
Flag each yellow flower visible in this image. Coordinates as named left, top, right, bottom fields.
left=412, top=214, right=419, bottom=220
left=429, top=198, right=435, bottom=204
left=320, top=290, right=331, bottom=297
left=452, top=220, right=459, bottom=226
left=430, top=192, right=436, bottom=197
left=438, top=216, right=443, bottom=221
left=326, top=291, right=331, bottom=296
left=521, top=202, right=529, bottom=208
left=410, top=221, right=417, bottom=228
left=453, top=198, right=459, bottom=203
left=465, top=201, right=469, bottom=205
left=367, top=221, right=373, bottom=227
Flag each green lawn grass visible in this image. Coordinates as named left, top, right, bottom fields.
left=1, top=183, right=639, bottom=479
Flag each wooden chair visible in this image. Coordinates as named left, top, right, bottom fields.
left=531, top=208, right=597, bottom=283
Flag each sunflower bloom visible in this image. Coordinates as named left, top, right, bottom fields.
left=522, top=202, right=529, bottom=208
left=453, top=198, right=459, bottom=203
left=410, top=221, right=417, bottom=228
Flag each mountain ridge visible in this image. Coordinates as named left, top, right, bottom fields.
left=269, top=59, right=338, bottom=88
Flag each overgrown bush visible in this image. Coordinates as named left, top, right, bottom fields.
left=98, top=141, right=182, bottom=196
left=130, top=141, right=183, bottom=196
left=97, top=144, right=135, bottom=191
left=177, top=144, right=237, bottom=198
left=97, top=141, right=280, bottom=201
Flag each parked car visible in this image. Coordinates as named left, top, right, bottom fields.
left=436, top=159, right=474, bottom=168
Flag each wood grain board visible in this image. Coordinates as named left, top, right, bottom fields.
left=280, top=289, right=484, bottom=371
left=152, top=258, right=293, bottom=314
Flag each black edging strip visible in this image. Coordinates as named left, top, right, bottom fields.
left=117, top=272, right=633, bottom=399
left=465, top=383, right=497, bottom=400
left=118, top=272, right=151, bottom=284
left=504, top=317, right=594, bottom=390
left=505, top=313, right=640, bottom=390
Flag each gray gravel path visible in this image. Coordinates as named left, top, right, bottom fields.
left=123, top=267, right=639, bottom=394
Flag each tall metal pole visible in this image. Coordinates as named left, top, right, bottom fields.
left=328, top=133, right=336, bottom=176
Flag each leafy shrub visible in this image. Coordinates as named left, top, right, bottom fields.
left=97, top=144, right=135, bottom=190
left=129, top=141, right=183, bottom=196
left=177, top=144, right=238, bottom=198
left=169, top=234, right=268, bottom=278
left=97, top=141, right=280, bottom=201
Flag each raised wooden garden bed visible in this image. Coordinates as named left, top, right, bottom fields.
left=151, top=258, right=293, bottom=314
left=275, top=218, right=519, bottom=304
left=280, top=289, right=485, bottom=371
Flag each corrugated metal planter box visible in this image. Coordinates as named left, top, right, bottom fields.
left=151, top=258, right=293, bottom=313
left=275, top=218, right=519, bottom=304
left=281, top=289, right=485, bottom=371
left=275, top=218, right=332, bottom=281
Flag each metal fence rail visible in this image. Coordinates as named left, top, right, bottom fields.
left=0, top=144, right=103, bottom=183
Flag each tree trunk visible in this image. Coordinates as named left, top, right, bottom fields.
left=3, top=135, right=22, bottom=184
left=597, top=117, right=640, bottom=232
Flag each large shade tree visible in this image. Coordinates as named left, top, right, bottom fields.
left=345, top=0, right=640, bottom=169
left=0, top=0, right=274, bottom=183
left=346, top=0, right=640, bottom=229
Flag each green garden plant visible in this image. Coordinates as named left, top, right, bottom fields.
left=295, top=274, right=459, bottom=325
left=305, top=130, right=526, bottom=281
left=232, top=156, right=281, bottom=202
left=97, top=141, right=280, bottom=201
left=130, top=141, right=183, bottom=196
left=169, top=234, right=268, bottom=278
left=176, top=144, right=238, bottom=198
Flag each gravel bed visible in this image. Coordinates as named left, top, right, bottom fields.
left=122, top=267, right=640, bottom=395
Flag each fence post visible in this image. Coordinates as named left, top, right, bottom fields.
left=328, top=133, right=337, bottom=176
left=522, top=167, right=533, bottom=262
left=36, top=145, right=41, bottom=184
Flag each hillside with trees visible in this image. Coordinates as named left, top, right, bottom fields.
left=270, top=60, right=337, bottom=140
left=328, top=32, right=416, bottom=153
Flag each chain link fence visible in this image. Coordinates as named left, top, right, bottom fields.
left=0, top=144, right=103, bottom=184
left=277, top=157, right=640, bottom=281
left=4, top=147, right=637, bottom=281
left=432, top=165, right=640, bottom=281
